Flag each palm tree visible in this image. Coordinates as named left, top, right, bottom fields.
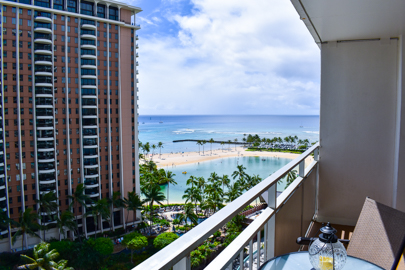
left=225, top=182, right=243, bottom=202
left=234, top=138, right=238, bottom=150
left=12, top=208, right=41, bottom=250
left=202, top=140, right=207, bottom=155
left=182, top=187, right=201, bottom=212
left=142, top=142, right=150, bottom=160
left=178, top=203, right=198, bottom=227
left=89, top=198, right=110, bottom=238
left=161, top=170, right=177, bottom=205
left=151, top=144, right=156, bottom=160
left=18, top=242, right=74, bottom=270
left=232, top=165, right=247, bottom=186
left=142, top=184, right=166, bottom=232
left=55, top=210, right=77, bottom=241
left=186, top=175, right=199, bottom=188
left=285, top=170, right=298, bottom=189
left=220, top=142, right=225, bottom=152
left=123, top=191, right=143, bottom=230
left=205, top=173, right=224, bottom=214
left=0, top=208, right=16, bottom=235
left=158, top=142, right=163, bottom=158
left=209, top=138, right=214, bottom=155
left=108, top=191, right=125, bottom=231
left=196, top=140, right=202, bottom=155
left=68, top=183, right=89, bottom=241
left=220, top=175, right=230, bottom=193
left=36, top=191, right=58, bottom=240
left=227, top=140, right=232, bottom=151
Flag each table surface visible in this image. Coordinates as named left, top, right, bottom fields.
left=259, top=251, right=384, bottom=270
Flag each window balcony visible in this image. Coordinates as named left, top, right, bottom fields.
left=37, top=141, right=54, bottom=149
left=80, top=29, right=96, bottom=39
left=82, top=108, right=97, bottom=117
left=83, top=148, right=98, bottom=158
left=34, top=54, right=52, bottom=64
left=81, top=23, right=97, bottom=30
left=34, top=11, right=52, bottom=23
left=84, top=172, right=99, bottom=180
left=35, top=97, right=53, bottom=106
left=35, top=66, right=52, bottom=76
left=83, top=128, right=97, bottom=137
left=82, top=98, right=97, bottom=107
left=81, top=59, right=96, bottom=69
left=34, top=22, right=52, bottom=34
left=37, top=130, right=54, bottom=139
left=82, top=119, right=97, bottom=128
left=134, top=144, right=320, bottom=270
left=34, top=33, right=52, bottom=44
left=34, top=44, right=52, bottom=55
left=36, top=119, right=54, bottom=128
left=37, top=152, right=55, bottom=162
left=81, top=88, right=97, bottom=97
left=36, top=108, right=54, bottom=119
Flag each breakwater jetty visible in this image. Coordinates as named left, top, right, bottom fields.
left=173, top=139, right=246, bottom=145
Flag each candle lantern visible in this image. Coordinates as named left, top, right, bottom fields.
left=308, top=222, right=347, bottom=270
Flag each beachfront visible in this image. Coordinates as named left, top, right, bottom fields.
left=147, top=146, right=313, bottom=168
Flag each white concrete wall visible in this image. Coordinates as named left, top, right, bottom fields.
left=318, top=39, right=403, bottom=225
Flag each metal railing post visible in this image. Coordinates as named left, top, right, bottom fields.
left=299, top=160, right=305, bottom=177
left=265, top=184, right=276, bottom=259
left=257, top=230, right=261, bottom=267
left=314, top=148, right=319, bottom=161
left=173, top=255, right=190, bottom=270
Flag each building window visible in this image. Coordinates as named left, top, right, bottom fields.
left=67, top=0, right=77, bottom=12
left=80, top=1, right=93, bottom=16
left=34, top=0, right=50, bottom=8
left=97, top=4, right=105, bottom=18
left=54, top=0, right=63, bottom=10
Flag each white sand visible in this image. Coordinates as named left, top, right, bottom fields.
left=143, top=146, right=313, bottom=168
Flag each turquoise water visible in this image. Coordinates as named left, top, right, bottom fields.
left=159, top=156, right=293, bottom=203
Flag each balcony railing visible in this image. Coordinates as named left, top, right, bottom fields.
left=37, top=130, right=54, bottom=138
left=134, top=143, right=320, bottom=270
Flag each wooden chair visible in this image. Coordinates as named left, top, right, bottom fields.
left=347, top=197, right=405, bottom=270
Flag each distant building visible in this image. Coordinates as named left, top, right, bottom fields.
left=0, top=0, right=142, bottom=251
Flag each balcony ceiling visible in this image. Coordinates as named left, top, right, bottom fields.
left=291, top=0, right=405, bottom=43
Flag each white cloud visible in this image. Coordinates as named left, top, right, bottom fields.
left=137, top=0, right=320, bottom=115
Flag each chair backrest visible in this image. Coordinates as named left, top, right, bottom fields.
left=347, top=197, right=405, bottom=270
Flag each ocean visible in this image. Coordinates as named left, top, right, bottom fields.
left=138, top=115, right=320, bottom=203
left=138, top=115, right=319, bottom=154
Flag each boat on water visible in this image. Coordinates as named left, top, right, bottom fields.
left=159, top=121, right=163, bottom=124
left=182, top=171, right=187, bottom=174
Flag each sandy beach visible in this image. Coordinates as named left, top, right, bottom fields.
left=144, top=146, right=313, bottom=168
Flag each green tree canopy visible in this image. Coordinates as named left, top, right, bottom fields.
left=87, top=237, right=114, bottom=256
left=123, top=233, right=148, bottom=263
left=153, top=232, right=179, bottom=250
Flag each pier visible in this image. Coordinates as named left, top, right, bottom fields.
left=173, top=139, right=246, bottom=145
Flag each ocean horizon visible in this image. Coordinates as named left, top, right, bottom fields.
left=138, top=115, right=320, bottom=154
left=138, top=115, right=319, bottom=203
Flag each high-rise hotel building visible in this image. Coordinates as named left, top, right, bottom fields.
left=0, top=0, right=141, bottom=251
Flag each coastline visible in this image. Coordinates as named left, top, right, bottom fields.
left=145, top=146, right=313, bottom=168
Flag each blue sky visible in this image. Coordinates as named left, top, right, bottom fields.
left=125, top=0, right=320, bottom=115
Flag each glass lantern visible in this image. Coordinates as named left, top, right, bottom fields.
left=308, top=223, right=347, bottom=270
